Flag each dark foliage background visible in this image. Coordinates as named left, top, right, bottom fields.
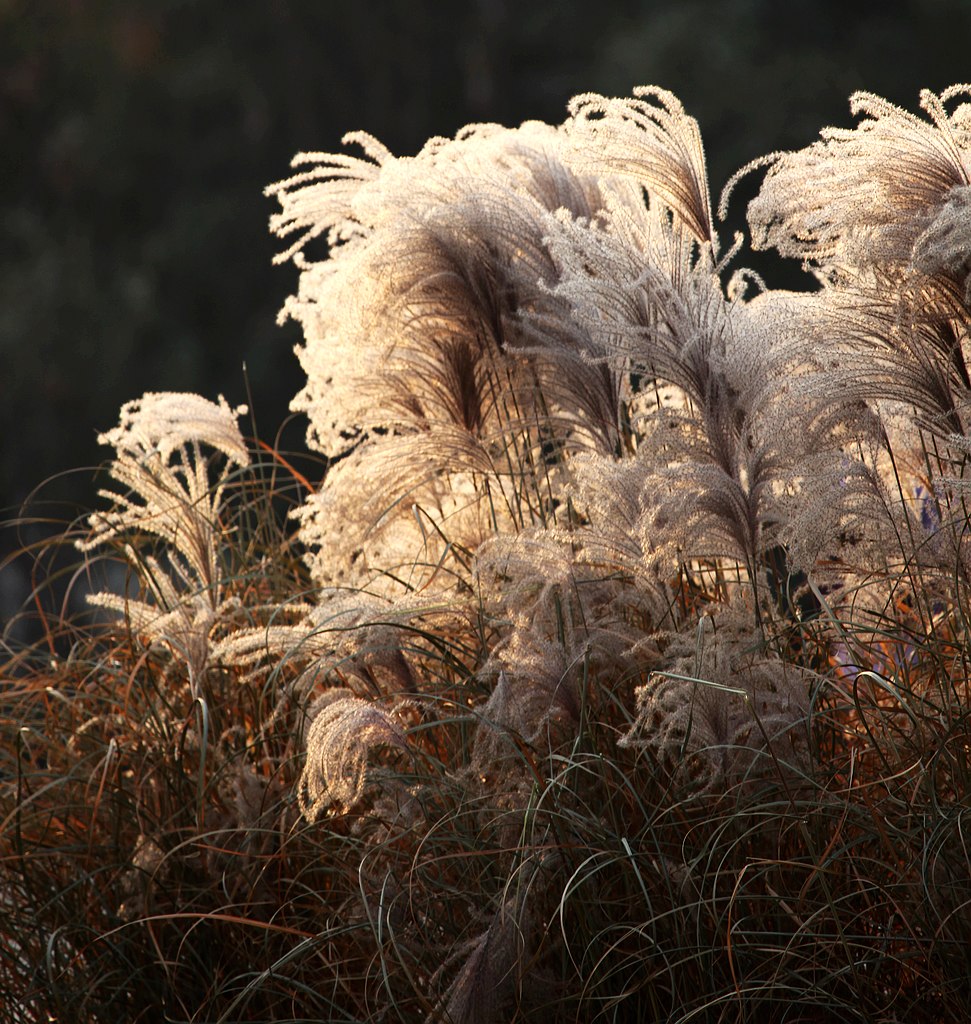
left=2, top=0, right=970, bottom=629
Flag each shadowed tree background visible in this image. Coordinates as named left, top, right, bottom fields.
left=2, top=0, right=970, bottom=631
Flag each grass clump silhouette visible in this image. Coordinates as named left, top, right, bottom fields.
left=2, top=84, right=971, bottom=1023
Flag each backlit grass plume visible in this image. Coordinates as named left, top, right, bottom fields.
left=3, top=84, right=971, bottom=1024
left=298, top=688, right=413, bottom=818
left=76, top=392, right=250, bottom=693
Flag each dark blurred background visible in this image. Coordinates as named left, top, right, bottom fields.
left=3, top=0, right=970, bottom=635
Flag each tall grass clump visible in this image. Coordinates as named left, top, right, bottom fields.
left=3, top=84, right=971, bottom=1023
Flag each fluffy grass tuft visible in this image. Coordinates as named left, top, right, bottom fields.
left=3, top=84, right=971, bottom=1022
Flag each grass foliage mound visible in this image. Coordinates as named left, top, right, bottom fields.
left=3, top=84, right=971, bottom=1023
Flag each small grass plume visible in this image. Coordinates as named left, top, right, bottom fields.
left=3, top=84, right=971, bottom=1023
